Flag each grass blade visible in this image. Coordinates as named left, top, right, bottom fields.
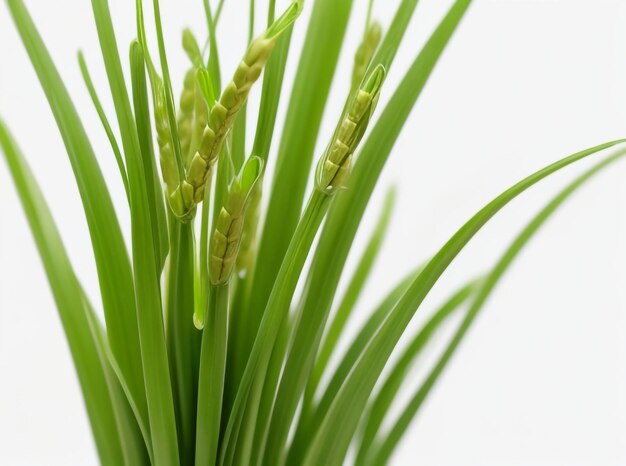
left=305, top=187, right=395, bottom=407
left=6, top=0, right=149, bottom=441
left=0, top=121, right=130, bottom=466
left=304, top=140, right=625, bottom=466
left=129, top=43, right=169, bottom=272
left=355, top=278, right=481, bottom=465
left=367, top=148, right=626, bottom=465
left=266, top=2, right=473, bottom=460
left=82, top=296, right=152, bottom=466
left=77, top=51, right=130, bottom=200
left=126, top=41, right=181, bottom=466
left=91, top=0, right=181, bottom=457
left=203, top=0, right=222, bottom=92
left=219, top=191, right=331, bottom=466
left=247, top=0, right=354, bottom=341
left=165, top=220, right=200, bottom=465
left=151, top=0, right=185, bottom=177
left=369, top=0, right=419, bottom=72
left=287, top=266, right=422, bottom=465
left=195, top=285, right=230, bottom=466
left=262, top=187, right=396, bottom=464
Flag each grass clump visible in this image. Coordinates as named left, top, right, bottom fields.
left=1, top=0, right=624, bottom=465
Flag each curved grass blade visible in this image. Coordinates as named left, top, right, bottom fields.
left=151, top=0, right=185, bottom=179
left=0, top=121, right=131, bottom=466
left=82, top=295, right=152, bottom=466
left=232, top=0, right=298, bottom=392
left=203, top=0, right=222, bottom=92
left=306, top=187, right=395, bottom=406
left=247, top=0, right=354, bottom=344
left=303, top=140, right=625, bottom=466
left=369, top=0, right=419, bottom=73
left=264, top=3, right=473, bottom=460
left=368, top=148, right=626, bottom=465
left=287, top=266, right=422, bottom=465
left=126, top=41, right=181, bottom=466
left=77, top=51, right=130, bottom=200
left=219, top=191, right=332, bottom=466
left=262, top=186, right=396, bottom=465
left=355, top=278, right=482, bottom=465
left=250, top=313, right=292, bottom=464
left=91, top=0, right=180, bottom=457
left=6, top=0, right=149, bottom=442
left=129, top=43, right=169, bottom=272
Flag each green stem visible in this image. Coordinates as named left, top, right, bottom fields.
left=194, top=170, right=214, bottom=329
left=196, top=284, right=230, bottom=466
left=166, top=221, right=200, bottom=465
left=250, top=313, right=292, bottom=464
left=219, top=190, right=331, bottom=466
left=304, top=188, right=393, bottom=409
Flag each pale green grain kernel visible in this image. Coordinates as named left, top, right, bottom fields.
left=209, top=157, right=263, bottom=284
left=209, top=104, right=228, bottom=130
left=198, top=127, right=216, bottom=157
left=233, top=63, right=250, bottom=88
left=188, top=153, right=207, bottom=184
left=316, top=65, right=386, bottom=193
left=221, top=82, right=239, bottom=109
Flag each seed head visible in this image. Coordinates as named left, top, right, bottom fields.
left=184, top=0, right=303, bottom=210
left=316, top=64, right=386, bottom=193
left=209, top=157, right=264, bottom=285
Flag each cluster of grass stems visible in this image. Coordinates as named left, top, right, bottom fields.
left=1, top=0, right=624, bottom=465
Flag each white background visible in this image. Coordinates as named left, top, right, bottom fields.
left=2, top=0, right=626, bottom=464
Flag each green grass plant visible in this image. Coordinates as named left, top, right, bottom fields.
left=1, top=0, right=624, bottom=464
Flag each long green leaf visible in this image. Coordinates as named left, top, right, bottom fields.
left=92, top=0, right=180, bottom=457
left=262, top=187, right=396, bottom=464
left=195, top=284, right=230, bottom=466
left=355, top=278, right=481, bottom=465
left=129, top=44, right=169, bottom=273
left=246, top=0, right=354, bottom=346
left=368, top=148, right=626, bottom=465
left=219, top=191, right=331, bottom=466
left=304, top=140, right=625, bottom=466
left=82, top=296, right=152, bottom=466
left=268, top=2, right=473, bottom=461
left=151, top=0, right=185, bottom=177
left=77, top=51, right=130, bottom=199
left=203, top=0, right=222, bottom=92
left=128, top=41, right=181, bottom=466
left=6, top=0, right=148, bottom=441
left=287, top=266, right=422, bottom=465
left=250, top=313, right=292, bottom=464
left=166, top=220, right=199, bottom=466
left=304, top=187, right=395, bottom=411
left=0, top=121, right=129, bottom=466
left=232, top=2, right=298, bottom=398
left=368, top=0, right=419, bottom=72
